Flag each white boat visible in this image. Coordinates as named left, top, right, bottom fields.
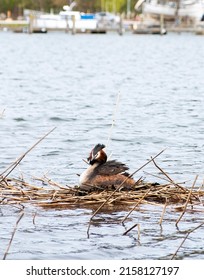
left=24, top=6, right=98, bottom=32
left=24, top=6, right=121, bottom=33
left=34, top=12, right=97, bottom=32
left=135, top=0, right=204, bottom=21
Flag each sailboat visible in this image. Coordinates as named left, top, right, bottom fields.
left=135, top=0, right=204, bottom=22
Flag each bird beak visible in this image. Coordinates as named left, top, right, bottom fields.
left=87, top=152, right=97, bottom=165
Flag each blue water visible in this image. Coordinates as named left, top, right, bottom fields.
left=0, top=31, right=204, bottom=259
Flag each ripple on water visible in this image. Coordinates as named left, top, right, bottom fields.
left=0, top=33, right=204, bottom=259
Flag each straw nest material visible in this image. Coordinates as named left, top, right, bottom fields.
left=1, top=131, right=202, bottom=210
left=1, top=175, right=204, bottom=209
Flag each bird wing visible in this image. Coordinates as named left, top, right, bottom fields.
left=95, top=160, right=129, bottom=176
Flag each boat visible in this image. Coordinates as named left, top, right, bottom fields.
left=135, top=0, right=204, bottom=22
left=24, top=6, right=99, bottom=33
left=23, top=6, right=121, bottom=33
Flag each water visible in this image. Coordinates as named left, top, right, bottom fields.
left=0, top=31, right=204, bottom=260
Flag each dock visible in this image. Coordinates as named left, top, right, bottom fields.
left=0, top=16, right=124, bottom=34
left=0, top=18, right=203, bottom=36
left=0, top=19, right=29, bottom=32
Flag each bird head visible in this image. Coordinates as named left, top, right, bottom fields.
left=87, top=143, right=107, bottom=165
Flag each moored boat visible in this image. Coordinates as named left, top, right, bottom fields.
left=135, top=0, right=204, bottom=22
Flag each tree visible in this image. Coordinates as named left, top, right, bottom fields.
left=0, top=0, right=133, bottom=17
left=0, top=0, right=18, bottom=11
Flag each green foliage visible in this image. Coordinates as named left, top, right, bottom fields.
left=0, top=0, right=17, bottom=11
left=0, top=0, right=137, bottom=17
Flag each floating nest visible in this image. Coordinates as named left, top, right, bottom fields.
left=1, top=134, right=203, bottom=211
left=1, top=131, right=204, bottom=260
left=0, top=175, right=204, bottom=210
left=1, top=173, right=204, bottom=260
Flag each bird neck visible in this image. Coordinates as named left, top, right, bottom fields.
left=79, top=162, right=100, bottom=185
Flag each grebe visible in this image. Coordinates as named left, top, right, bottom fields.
left=79, top=144, right=136, bottom=190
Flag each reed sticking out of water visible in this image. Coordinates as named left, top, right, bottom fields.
left=152, top=157, right=190, bottom=195
left=121, top=187, right=154, bottom=225
left=0, top=127, right=56, bottom=182
left=106, top=91, right=121, bottom=152
left=123, top=223, right=138, bottom=236
left=3, top=210, right=24, bottom=260
left=175, top=175, right=198, bottom=227
left=0, top=109, right=5, bottom=118
left=159, top=197, right=167, bottom=225
left=171, top=222, right=204, bottom=260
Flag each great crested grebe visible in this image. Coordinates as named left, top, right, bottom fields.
left=79, top=144, right=136, bottom=190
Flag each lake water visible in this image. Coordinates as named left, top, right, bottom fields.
left=0, top=31, right=204, bottom=260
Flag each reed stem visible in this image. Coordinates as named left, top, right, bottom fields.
left=171, top=221, right=204, bottom=259
left=175, top=175, right=198, bottom=227
left=3, top=211, right=24, bottom=260
left=0, top=127, right=56, bottom=182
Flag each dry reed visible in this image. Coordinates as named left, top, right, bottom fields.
left=3, top=210, right=24, bottom=260
left=1, top=136, right=204, bottom=242
left=171, top=222, right=204, bottom=259
left=1, top=155, right=204, bottom=259
left=175, top=175, right=198, bottom=227
left=1, top=173, right=204, bottom=209
left=1, top=125, right=203, bottom=258
left=1, top=127, right=202, bottom=216
left=123, top=223, right=138, bottom=236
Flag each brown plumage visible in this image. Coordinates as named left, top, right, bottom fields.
left=79, top=144, right=136, bottom=190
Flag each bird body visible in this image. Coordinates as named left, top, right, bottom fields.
left=79, top=144, right=135, bottom=190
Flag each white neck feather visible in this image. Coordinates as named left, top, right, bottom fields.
left=79, top=163, right=99, bottom=186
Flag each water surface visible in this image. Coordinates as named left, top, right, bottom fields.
left=0, top=31, right=204, bottom=259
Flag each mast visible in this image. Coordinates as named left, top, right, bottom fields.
left=175, top=0, right=181, bottom=25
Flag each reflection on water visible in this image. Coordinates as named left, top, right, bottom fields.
left=1, top=204, right=204, bottom=260
left=0, top=32, right=204, bottom=259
